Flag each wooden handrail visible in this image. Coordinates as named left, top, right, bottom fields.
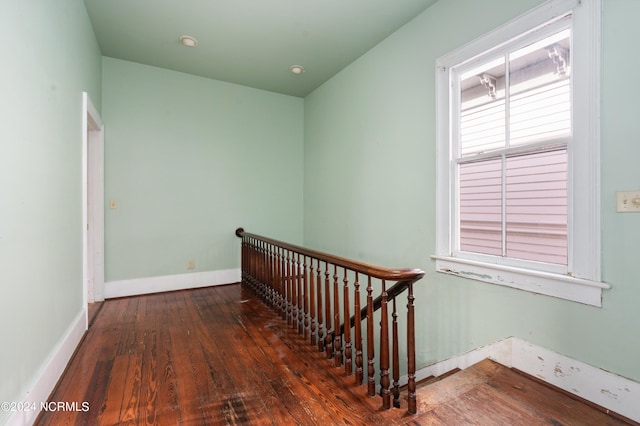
left=236, top=228, right=424, bottom=282
left=235, top=227, right=425, bottom=415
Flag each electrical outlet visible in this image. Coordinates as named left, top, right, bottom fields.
left=109, top=199, right=118, bottom=209
left=187, top=259, right=195, bottom=270
left=616, top=191, right=640, bottom=212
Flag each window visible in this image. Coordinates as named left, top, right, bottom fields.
left=434, top=0, right=608, bottom=306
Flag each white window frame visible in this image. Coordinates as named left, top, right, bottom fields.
left=433, top=0, right=609, bottom=307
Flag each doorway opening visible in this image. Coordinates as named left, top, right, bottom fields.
left=82, top=92, right=104, bottom=328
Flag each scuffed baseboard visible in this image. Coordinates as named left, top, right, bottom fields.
left=510, top=338, right=639, bottom=422
left=409, top=337, right=639, bottom=422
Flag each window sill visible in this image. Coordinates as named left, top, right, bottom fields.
left=431, top=255, right=609, bottom=307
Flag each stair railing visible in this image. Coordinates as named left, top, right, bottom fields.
left=235, top=228, right=425, bottom=414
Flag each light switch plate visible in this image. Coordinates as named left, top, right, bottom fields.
left=616, top=191, right=640, bottom=212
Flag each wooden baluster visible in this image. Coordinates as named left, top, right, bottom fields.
left=407, top=281, right=417, bottom=415
left=247, top=237, right=254, bottom=290
left=253, top=239, right=260, bottom=294
left=261, top=241, right=268, bottom=301
left=258, top=240, right=264, bottom=299
left=248, top=237, right=254, bottom=290
left=380, top=279, right=391, bottom=409
left=258, top=241, right=268, bottom=304
left=303, top=255, right=309, bottom=338
left=270, top=243, right=276, bottom=307
left=325, top=263, right=333, bottom=359
left=255, top=239, right=261, bottom=292
left=240, top=236, right=246, bottom=287
left=333, top=264, right=342, bottom=367
left=244, top=237, right=250, bottom=289
left=316, top=260, right=325, bottom=352
left=244, top=236, right=249, bottom=286
left=297, top=253, right=303, bottom=335
left=254, top=238, right=260, bottom=292
left=282, top=248, right=288, bottom=317
left=278, top=247, right=285, bottom=318
left=286, top=250, right=293, bottom=327
left=354, top=272, right=363, bottom=385
left=343, top=268, right=352, bottom=376
left=392, top=297, right=400, bottom=408
left=267, top=243, right=273, bottom=302
left=282, top=248, right=288, bottom=318
left=274, top=245, right=280, bottom=308
left=293, top=252, right=299, bottom=330
left=273, top=245, right=279, bottom=307
left=366, top=276, right=375, bottom=396
left=259, top=240, right=264, bottom=294
left=262, top=242, right=267, bottom=301
left=262, top=242, right=271, bottom=306
left=309, top=258, right=316, bottom=346
left=267, top=243, right=274, bottom=306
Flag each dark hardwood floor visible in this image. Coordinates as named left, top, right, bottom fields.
left=87, top=301, right=104, bottom=327
left=37, top=284, right=636, bottom=425
left=414, top=359, right=636, bottom=425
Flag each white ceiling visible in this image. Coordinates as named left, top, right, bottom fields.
left=83, top=0, right=438, bottom=97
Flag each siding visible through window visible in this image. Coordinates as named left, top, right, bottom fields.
left=435, top=0, right=604, bottom=306
left=457, top=28, right=570, bottom=265
left=506, top=148, right=567, bottom=264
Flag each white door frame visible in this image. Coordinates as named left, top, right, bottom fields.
left=82, top=92, right=105, bottom=328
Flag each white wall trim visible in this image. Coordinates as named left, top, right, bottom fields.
left=432, top=255, right=607, bottom=307
left=103, top=268, right=241, bottom=299
left=510, top=337, right=640, bottom=422
left=403, top=339, right=513, bottom=386
left=4, top=309, right=86, bottom=426
left=434, top=0, right=603, bottom=306
left=410, top=337, right=640, bottom=422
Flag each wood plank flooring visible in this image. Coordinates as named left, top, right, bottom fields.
left=37, top=284, right=636, bottom=425
left=414, top=359, right=636, bottom=425
left=87, top=301, right=104, bottom=327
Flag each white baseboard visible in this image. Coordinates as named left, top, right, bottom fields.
left=413, top=339, right=513, bottom=384
left=412, top=337, right=640, bottom=422
left=3, top=308, right=87, bottom=426
left=103, top=268, right=241, bottom=299
left=510, top=338, right=640, bottom=422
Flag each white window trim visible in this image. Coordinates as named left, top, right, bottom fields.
left=434, top=0, right=608, bottom=307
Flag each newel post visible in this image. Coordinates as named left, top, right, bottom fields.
left=235, top=227, right=245, bottom=287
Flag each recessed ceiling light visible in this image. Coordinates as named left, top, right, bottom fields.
left=289, top=65, right=305, bottom=75
left=179, top=35, right=199, bottom=48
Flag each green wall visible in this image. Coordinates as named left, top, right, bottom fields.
left=304, top=0, right=640, bottom=382
left=102, top=58, right=304, bottom=282
left=0, top=0, right=102, bottom=421
left=2, top=1, right=639, bottom=422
